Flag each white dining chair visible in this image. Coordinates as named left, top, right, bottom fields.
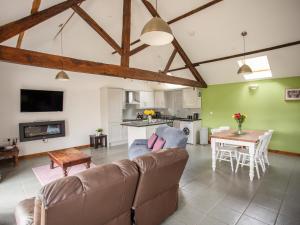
left=235, top=133, right=268, bottom=179
left=263, top=130, right=273, bottom=166
left=216, top=144, right=239, bottom=171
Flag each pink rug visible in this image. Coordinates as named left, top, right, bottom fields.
left=32, top=163, right=96, bottom=186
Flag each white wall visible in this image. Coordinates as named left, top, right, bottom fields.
left=0, top=62, right=153, bottom=155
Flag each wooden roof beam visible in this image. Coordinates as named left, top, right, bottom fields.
left=168, top=40, right=300, bottom=72
left=141, top=0, right=207, bottom=87
left=16, top=0, right=42, bottom=48
left=113, top=0, right=223, bottom=55
left=121, top=0, right=131, bottom=67
left=72, top=5, right=122, bottom=55
left=0, top=45, right=202, bottom=87
left=163, top=49, right=177, bottom=73
left=0, top=0, right=84, bottom=43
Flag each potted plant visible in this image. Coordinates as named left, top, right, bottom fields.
left=232, top=113, right=247, bottom=134
left=144, top=109, right=155, bottom=123
left=96, top=128, right=103, bottom=136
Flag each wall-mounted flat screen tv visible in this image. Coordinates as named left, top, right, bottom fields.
left=21, top=89, right=63, bottom=112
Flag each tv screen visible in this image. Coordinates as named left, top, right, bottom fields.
left=21, top=89, right=63, bottom=112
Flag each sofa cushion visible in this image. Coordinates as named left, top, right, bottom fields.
left=15, top=198, right=35, bottom=225
left=147, top=133, right=158, bottom=149
left=152, top=137, right=166, bottom=152
left=155, top=124, right=168, bottom=137
left=161, top=127, right=188, bottom=149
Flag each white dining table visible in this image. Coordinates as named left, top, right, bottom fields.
left=210, top=130, right=266, bottom=181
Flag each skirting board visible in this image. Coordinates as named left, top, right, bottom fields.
left=268, top=149, right=300, bottom=157
left=19, top=144, right=90, bottom=160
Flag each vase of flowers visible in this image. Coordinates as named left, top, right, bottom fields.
left=232, top=113, right=246, bottom=134
left=96, top=128, right=103, bottom=136
left=144, top=109, right=155, bottom=123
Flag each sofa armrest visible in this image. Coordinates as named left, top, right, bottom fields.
left=15, top=198, right=35, bottom=225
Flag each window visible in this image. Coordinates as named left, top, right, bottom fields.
left=238, top=56, right=272, bottom=80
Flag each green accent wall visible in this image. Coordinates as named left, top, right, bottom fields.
left=202, top=76, right=300, bottom=153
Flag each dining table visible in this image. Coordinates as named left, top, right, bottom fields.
left=210, top=129, right=266, bottom=181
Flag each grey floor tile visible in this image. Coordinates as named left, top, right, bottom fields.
left=280, top=200, right=300, bottom=219
left=199, top=215, right=228, bottom=225
left=252, top=192, right=282, bottom=212
left=245, top=203, right=278, bottom=225
left=237, top=215, right=269, bottom=225
left=208, top=204, right=242, bottom=225
left=275, top=213, right=300, bottom=225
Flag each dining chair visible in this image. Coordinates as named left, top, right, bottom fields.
left=263, top=130, right=273, bottom=166
left=216, top=144, right=239, bottom=171
left=235, top=133, right=268, bottom=179
left=212, top=126, right=240, bottom=169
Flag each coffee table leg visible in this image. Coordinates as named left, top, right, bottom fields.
left=86, top=161, right=91, bottom=169
left=50, top=160, right=54, bottom=169
left=63, top=167, right=68, bottom=177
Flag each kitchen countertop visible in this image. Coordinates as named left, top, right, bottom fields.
left=121, top=120, right=173, bottom=127
left=123, top=118, right=201, bottom=123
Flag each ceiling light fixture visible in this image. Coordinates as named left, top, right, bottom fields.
left=55, top=24, right=70, bottom=81
left=140, top=0, right=174, bottom=46
left=237, top=31, right=252, bottom=75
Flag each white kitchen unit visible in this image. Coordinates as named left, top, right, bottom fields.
left=124, top=124, right=163, bottom=147
left=100, top=87, right=128, bottom=146
left=179, top=120, right=201, bottom=145
left=139, top=91, right=154, bottom=109
left=182, top=88, right=201, bottom=108
left=154, top=91, right=166, bottom=108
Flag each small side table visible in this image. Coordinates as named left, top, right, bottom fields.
left=0, top=146, right=19, bottom=166
left=0, top=146, right=19, bottom=182
left=90, top=134, right=108, bottom=149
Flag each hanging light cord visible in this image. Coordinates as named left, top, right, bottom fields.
left=243, top=34, right=246, bottom=63
left=60, top=25, right=64, bottom=71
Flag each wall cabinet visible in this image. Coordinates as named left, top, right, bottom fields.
left=182, top=88, right=201, bottom=108
left=139, top=91, right=154, bottom=109
left=154, top=91, right=166, bottom=108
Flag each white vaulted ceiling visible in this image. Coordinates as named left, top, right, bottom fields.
left=0, top=0, right=300, bottom=85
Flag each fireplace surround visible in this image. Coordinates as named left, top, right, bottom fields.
left=19, top=121, right=65, bottom=142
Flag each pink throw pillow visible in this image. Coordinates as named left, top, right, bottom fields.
left=147, top=133, right=158, bottom=149
left=152, top=137, right=166, bottom=152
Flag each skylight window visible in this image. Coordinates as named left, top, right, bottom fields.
left=238, top=56, right=272, bottom=80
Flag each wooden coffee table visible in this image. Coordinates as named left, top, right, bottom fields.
left=48, top=148, right=91, bottom=177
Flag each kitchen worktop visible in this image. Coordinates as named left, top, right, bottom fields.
left=121, top=120, right=173, bottom=127
left=122, top=117, right=201, bottom=123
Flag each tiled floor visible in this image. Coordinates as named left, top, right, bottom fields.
left=0, top=144, right=300, bottom=225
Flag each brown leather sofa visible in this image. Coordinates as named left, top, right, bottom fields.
left=15, top=148, right=188, bottom=225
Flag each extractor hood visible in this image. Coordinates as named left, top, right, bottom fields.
left=126, top=91, right=140, bottom=104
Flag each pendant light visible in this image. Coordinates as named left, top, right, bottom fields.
left=237, top=31, right=252, bottom=75
left=55, top=24, right=70, bottom=80
left=140, top=0, right=174, bottom=46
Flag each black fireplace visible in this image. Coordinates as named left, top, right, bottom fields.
left=19, top=121, right=65, bottom=142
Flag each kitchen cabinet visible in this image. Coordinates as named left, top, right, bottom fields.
left=154, top=91, right=166, bottom=108
left=182, top=88, right=201, bottom=108
left=139, top=91, right=154, bottom=109
left=100, top=88, right=127, bottom=146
